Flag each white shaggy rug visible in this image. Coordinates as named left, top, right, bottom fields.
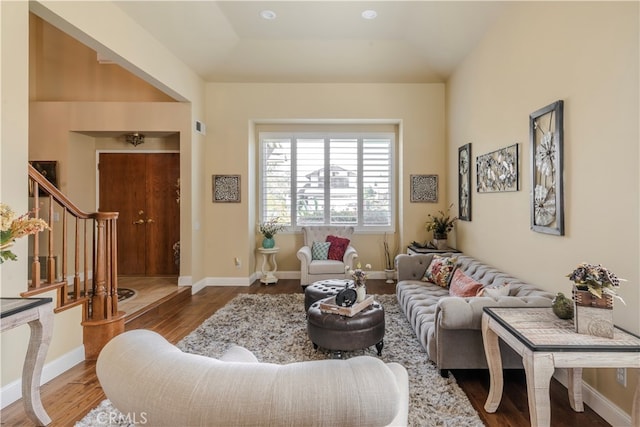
left=76, top=294, right=484, bottom=426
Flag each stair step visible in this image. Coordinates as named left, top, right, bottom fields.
left=124, top=286, right=191, bottom=325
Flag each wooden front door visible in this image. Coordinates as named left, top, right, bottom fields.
left=99, top=153, right=180, bottom=275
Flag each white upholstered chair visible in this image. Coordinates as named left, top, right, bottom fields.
left=97, top=329, right=409, bottom=426
left=296, top=226, right=358, bottom=287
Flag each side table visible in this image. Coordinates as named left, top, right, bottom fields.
left=482, top=307, right=640, bottom=427
left=0, top=298, right=54, bottom=426
left=257, top=247, right=279, bottom=285
left=406, top=244, right=460, bottom=255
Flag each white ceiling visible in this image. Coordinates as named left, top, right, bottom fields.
left=115, top=1, right=507, bottom=83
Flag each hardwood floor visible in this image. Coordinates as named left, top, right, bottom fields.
left=1, top=279, right=611, bottom=426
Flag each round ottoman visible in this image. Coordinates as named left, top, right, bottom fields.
left=304, top=279, right=353, bottom=311
left=306, top=300, right=385, bottom=358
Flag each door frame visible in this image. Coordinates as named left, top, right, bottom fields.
left=96, top=149, right=181, bottom=274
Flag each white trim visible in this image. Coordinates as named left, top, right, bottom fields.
left=553, top=369, right=632, bottom=426
left=178, top=275, right=192, bottom=286
left=0, top=345, right=85, bottom=409
left=190, top=277, right=207, bottom=294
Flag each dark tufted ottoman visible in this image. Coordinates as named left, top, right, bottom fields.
left=307, top=300, right=385, bottom=358
left=304, top=279, right=353, bottom=311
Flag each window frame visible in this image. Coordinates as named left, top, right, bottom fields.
left=259, top=131, right=396, bottom=233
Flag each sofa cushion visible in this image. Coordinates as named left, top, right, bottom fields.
left=449, top=269, right=483, bottom=297
left=477, top=282, right=511, bottom=298
left=422, top=255, right=457, bottom=287
left=326, top=235, right=350, bottom=260
left=311, top=241, right=331, bottom=260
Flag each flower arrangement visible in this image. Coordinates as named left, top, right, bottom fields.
left=425, top=204, right=458, bottom=238
left=1, top=203, right=49, bottom=264
left=258, top=217, right=286, bottom=238
left=567, top=262, right=626, bottom=304
left=346, top=262, right=371, bottom=287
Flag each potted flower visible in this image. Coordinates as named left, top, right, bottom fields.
left=425, top=204, right=457, bottom=250
left=1, top=203, right=49, bottom=263
left=383, top=233, right=398, bottom=283
left=258, top=217, right=286, bottom=248
left=567, top=262, right=626, bottom=338
left=346, top=263, right=371, bottom=302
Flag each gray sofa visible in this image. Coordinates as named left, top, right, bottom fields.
left=395, top=253, right=554, bottom=375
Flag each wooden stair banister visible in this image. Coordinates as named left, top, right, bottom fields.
left=26, top=164, right=124, bottom=359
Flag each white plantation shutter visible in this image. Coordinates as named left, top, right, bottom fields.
left=260, top=132, right=394, bottom=231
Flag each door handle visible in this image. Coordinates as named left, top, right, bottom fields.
left=133, top=219, right=145, bottom=225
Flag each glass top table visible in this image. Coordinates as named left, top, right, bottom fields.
left=482, top=307, right=640, bottom=427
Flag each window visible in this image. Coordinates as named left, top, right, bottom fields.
left=260, top=132, right=395, bottom=231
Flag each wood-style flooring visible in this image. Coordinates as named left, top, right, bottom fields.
left=1, top=278, right=611, bottom=426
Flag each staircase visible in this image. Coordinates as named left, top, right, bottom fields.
left=25, top=164, right=124, bottom=359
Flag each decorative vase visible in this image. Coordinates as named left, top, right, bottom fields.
left=355, top=284, right=367, bottom=303
left=384, top=269, right=395, bottom=284
left=572, top=287, right=614, bottom=338
left=432, top=237, right=448, bottom=250
left=262, top=237, right=275, bottom=249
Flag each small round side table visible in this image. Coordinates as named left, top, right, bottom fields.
left=257, top=247, right=280, bottom=285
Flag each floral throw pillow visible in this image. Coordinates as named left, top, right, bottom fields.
left=422, top=255, right=457, bottom=288
left=449, top=269, right=483, bottom=297
left=326, top=235, right=350, bottom=261
left=311, top=241, right=331, bottom=260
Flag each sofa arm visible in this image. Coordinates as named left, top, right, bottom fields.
left=296, top=246, right=312, bottom=264
left=343, top=245, right=358, bottom=268
left=436, top=295, right=553, bottom=330
left=395, top=254, right=433, bottom=281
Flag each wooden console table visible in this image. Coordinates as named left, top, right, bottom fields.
left=1, top=298, right=54, bottom=426
left=482, top=307, right=640, bottom=427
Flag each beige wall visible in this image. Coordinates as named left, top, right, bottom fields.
left=1, top=0, right=205, bottom=392
left=447, top=1, right=639, bottom=415
left=205, top=83, right=446, bottom=277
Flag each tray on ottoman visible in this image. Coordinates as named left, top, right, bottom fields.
left=319, top=295, right=374, bottom=317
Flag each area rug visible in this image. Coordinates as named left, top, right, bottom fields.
left=76, top=294, right=484, bottom=426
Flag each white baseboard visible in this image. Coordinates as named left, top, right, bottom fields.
left=178, top=275, right=192, bottom=286
left=0, top=345, right=85, bottom=409
left=554, top=369, right=632, bottom=426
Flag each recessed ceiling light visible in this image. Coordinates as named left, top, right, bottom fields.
left=361, top=9, right=377, bottom=20
left=260, top=10, right=277, bottom=20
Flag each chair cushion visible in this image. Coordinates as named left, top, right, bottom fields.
left=308, top=260, right=347, bottom=275
left=422, top=255, right=457, bottom=288
left=449, top=269, right=483, bottom=297
left=326, top=235, right=350, bottom=260
left=311, top=241, right=331, bottom=260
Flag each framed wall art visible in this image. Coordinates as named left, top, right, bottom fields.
left=410, top=174, right=438, bottom=203
left=29, top=160, right=58, bottom=196
left=476, top=143, right=519, bottom=193
left=529, top=100, right=564, bottom=235
left=458, top=143, right=472, bottom=221
left=212, top=175, right=241, bottom=203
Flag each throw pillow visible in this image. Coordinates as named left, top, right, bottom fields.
left=477, top=283, right=511, bottom=298
left=449, top=269, right=484, bottom=297
left=311, top=241, right=331, bottom=260
left=326, top=235, right=350, bottom=261
left=422, top=255, right=457, bottom=288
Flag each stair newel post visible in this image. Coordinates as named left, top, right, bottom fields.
left=82, top=212, right=124, bottom=360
